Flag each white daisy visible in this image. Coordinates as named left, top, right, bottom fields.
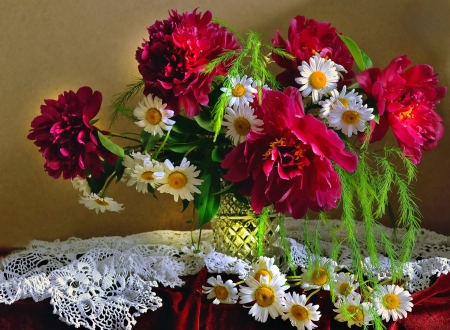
left=122, top=151, right=152, bottom=169
left=156, top=158, right=203, bottom=202
left=221, top=75, right=257, bottom=108
left=247, top=256, right=285, bottom=284
left=71, top=176, right=91, bottom=196
left=301, top=257, right=337, bottom=291
left=134, top=94, right=175, bottom=136
left=281, top=292, right=321, bottom=330
left=333, top=272, right=359, bottom=299
left=295, top=53, right=340, bottom=103
left=239, top=274, right=289, bottom=323
left=202, top=275, right=238, bottom=304
left=327, top=98, right=374, bottom=137
left=318, top=86, right=363, bottom=118
left=79, top=193, right=124, bottom=214
left=222, top=104, right=263, bottom=145
left=333, top=294, right=373, bottom=328
left=373, top=284, right=413, bottom=322
left=127, top=159, right=164, bottom=194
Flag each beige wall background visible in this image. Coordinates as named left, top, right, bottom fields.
left=1, top=0, right=449, bottom=247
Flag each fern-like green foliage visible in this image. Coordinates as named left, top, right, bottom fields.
left=204, top=31, right=292, bottom=140
left=108, top=77, right=144, bottom=128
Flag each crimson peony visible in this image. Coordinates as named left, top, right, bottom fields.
left=222, top=87, right=358, bottom=218
left=136, top=9, right=239, bottom=117
left=28, top=86, right=118, bottom=180
left=271, top=15, right=355, bottom=88
left=357, top=55, right=447, bottom=164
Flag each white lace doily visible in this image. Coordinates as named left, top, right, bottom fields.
left=1, top=219, right=449, bottom=330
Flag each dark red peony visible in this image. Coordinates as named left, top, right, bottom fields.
left=136, top=9, right=240, bottom=117
left=222, top=87, right=358, bottom=218
left=28, top=86, right=118, bottom=180
left=357, top=55, right=446, bottom=164
left=271, top=15, right=355, bottom=88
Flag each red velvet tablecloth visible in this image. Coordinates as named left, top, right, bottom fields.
left=1, top=248, right=450, bottom=330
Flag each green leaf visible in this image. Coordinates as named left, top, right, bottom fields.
left=140, top=130, right=161, bottom=153
left=337, top=34, right=373, bottom=71
left=212, top=146, right=228, bottom=162
left=171, top=115, right=210, bottom=135
left=90, top=118, right=100, bottom=125
left=194, top=162, right=221, bottom=227
left=194, top=109, right=215, bottom=132
left=164, top=138, right=214, bottom=153
left=114, top=157, right=125, bottom=182
left=182, top=199, right=190, bottom=213
left=97, top=131, right=125, bottom=157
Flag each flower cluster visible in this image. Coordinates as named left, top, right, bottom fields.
left=28, top=9, right=446, bottom=223
left=202, top=256, right=414, bottom=328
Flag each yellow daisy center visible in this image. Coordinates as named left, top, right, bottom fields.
left=233, top=117, right=251, bottom=136
left=232, top=83, right=246, bottom=97
left=333, top=98, right=349, bottom=108
left=167, top=172, right=187, bottom=189
left=254, top=269, right=272, bottom=282
left=347, top=305, right=364, bottom=322
left=146, top=108, right=162, bottom=125
left=342, top=110, right=361, bottom=124
left=339, top=282, right=353, bottom=296
left=312, top=267, right=328, bottom=286
left=214, top=285, right=229, bottom=300
left=383, top=293, right=400, bottom=310
left=309, top=71, right=327, bottom=89
left=255, top=286, right=275, bottom=307
left=141, top=171, right=154, bottom=181
left=95, top=199, right=109, bottom=206
left=291, top=305, right=309, bottom=321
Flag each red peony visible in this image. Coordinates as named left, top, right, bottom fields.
left=222, top=87, right=358, bottom=218
left=357, top=55, right=446, bottom=164
left=136, top=9, right=240, bottom=117
left=28, top=86, right=118, bottom=180
left=271, top=15, right=355, bottom=88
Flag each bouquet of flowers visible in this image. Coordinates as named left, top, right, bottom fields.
left=28, top=8, right=446, bottom=328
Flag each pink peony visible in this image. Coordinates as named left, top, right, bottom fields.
left=357, top=55, right=446, bottom=163
left=136, top=9, right=239, bottom=117
left=271, top=15, right=355, bottom=88
left=28, top=86, right=118, bottom=180
left=222, top=87, right=358, bottom=218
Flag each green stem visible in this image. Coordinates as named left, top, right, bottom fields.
left=154, top=131, right=171, bottom=158
left=190, top=206, right=196, bottom=248
left=109, top=133, right=141, bottom=143
left=101, top=171, right=117, bottom=198
left=306, top=288, right=321, bottom=302
left=196, top=226, right=203, bottom=253
left=184, top=146, right=199, bottom=158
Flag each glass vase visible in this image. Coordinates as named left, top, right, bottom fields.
left=211, top=193, right=283, bottom=263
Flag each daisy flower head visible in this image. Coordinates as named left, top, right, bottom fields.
left=301, top=257, right=337, bottom=291
left=122, top=151, right=152, bottom=169
left=295, top=53, right=340, bottom=103
left=71, top=176, right=91, bottom=196
left=221, top=75, right=258, bottom=108
left=281, top=292, right=321, bottom=330
left=127, top=159, right=164, bottom=194
left=79, top=193, right=124, bottom=214
left=318, top=86, right=363, bottom=118
left=333, top=294, right=373, bottom=328
left=373, top=284, right=413, bottom=322
left=223, top=104, right=264, bottom=146
left=327, top=98, right=374, bottom=137
left=333, top=272, right=359, bottom=299
left=134, top=94, right=175, bottom=136
left=202, top=275, right=238, bottom=304
left=248, top=256, right=285, bottom=283
left=156, top=158, right=203, bottom=202
left=239, top=274, right=289, bottom=323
